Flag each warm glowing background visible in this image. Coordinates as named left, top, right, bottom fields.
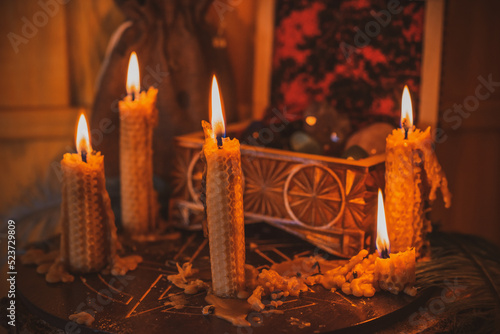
left=0, top=0, right=499, bottom=247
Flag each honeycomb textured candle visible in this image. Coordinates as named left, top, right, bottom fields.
left=202, top=120, right=245, bottom=297
left=59, top=152, right=118, bottom=273
left=385, top=127, right=451, bottom=258
left=119, top=87, right=159, bottom=234
left=374, top=248, right=416, bottom=296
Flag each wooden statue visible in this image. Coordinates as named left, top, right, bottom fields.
left=91, top=0, right=236, bottom=188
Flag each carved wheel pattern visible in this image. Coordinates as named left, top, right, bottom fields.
left=187, top=153, right=205, bottom=204
left=343, top=170, right=370, bottom=230
left=242, top=157, right=289, bottom=217
left=171, top=147, right=193, bottom=199
left=284, top=164, right=345, bottom=228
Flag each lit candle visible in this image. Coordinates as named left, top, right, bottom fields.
left=202, top=75, right=245, bottom=297
left=119, top=51, right=159, bottom=235
left=385, top=86, right=451, bottom=258
left=58, top=114, right=118, bottom=274
left=375, top=189, right=390, bottom=259
left=374, top=189, right=417, bottom=296
left=401, top=86, right=413, bottom=139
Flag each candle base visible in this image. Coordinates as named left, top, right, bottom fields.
left=374, top=248, right=416, bottom=296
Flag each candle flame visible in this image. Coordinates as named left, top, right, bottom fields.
left=401, top=85, right=413, bottom=131
left=376, top=189, right=390, bottom=256
left=126, top=51, right=140, bottom=99
left=76, top=113, right=92, bottom=156
left=210, top=75, right=225, bottom=138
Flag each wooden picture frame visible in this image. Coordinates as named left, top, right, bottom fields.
left=251, top=0, right=446, bottom=128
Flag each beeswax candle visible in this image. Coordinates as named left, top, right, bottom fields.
left=202, top=75, right=245, bottom=297
left=385, top=86, right=451, bottom=258
left=59, top=114, right=118, bottom=273
left=119, top=52, right=159, bottom=234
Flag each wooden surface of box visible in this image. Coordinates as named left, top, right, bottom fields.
left=170, top=122, right=385, bottom=258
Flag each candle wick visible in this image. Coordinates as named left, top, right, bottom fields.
left=402, top=118, right=410, bottom=139
left=381, top=248, right=389, bottom=259
left=82, top=151, right=87, bottom=163
left=216, top=135, right=223, bottom=149
left=129, top=86, right=140, bottom=101
left=313, top=261, right=321, bottom=274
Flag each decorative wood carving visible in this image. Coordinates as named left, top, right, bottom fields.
left=170, top=122, right=385, bottom=257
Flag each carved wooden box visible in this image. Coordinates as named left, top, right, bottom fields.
left=170, top=122, right=385, bottom=258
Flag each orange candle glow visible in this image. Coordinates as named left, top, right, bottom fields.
left=126, top=51, right=141, bottom=100
left=210, top=75, right=226, bottom=141
left=76, top=113, right=92, bottom=161
left=401, top=85, right=413, bottom=138
left=376, top=189, right=390, bottom=258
